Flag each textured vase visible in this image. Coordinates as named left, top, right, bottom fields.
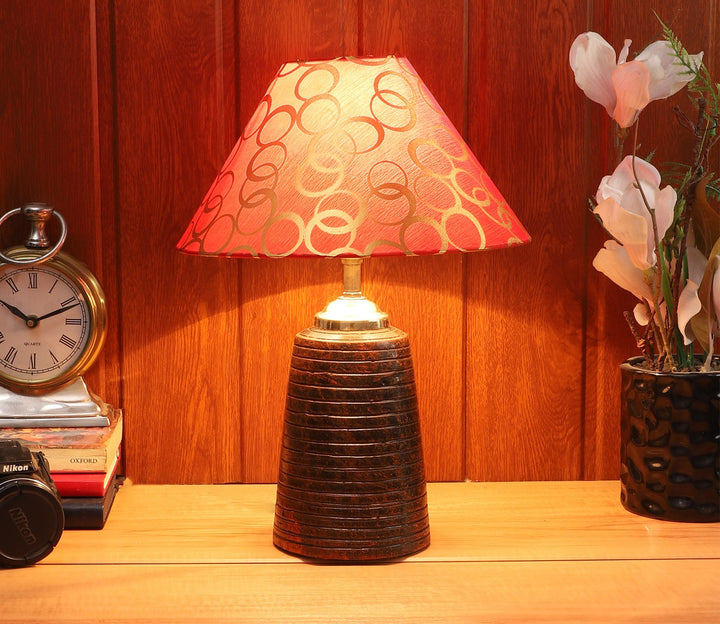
left=620, top=356, right=720, bottom=522
left=273, top=326, right=431, bottom=561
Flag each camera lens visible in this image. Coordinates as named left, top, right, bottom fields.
left=0, top=477, right=64, bottom=567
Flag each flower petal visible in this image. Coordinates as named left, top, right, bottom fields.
left=611, top=60, right=651, bottom=127
left=592, top=240, right=653, bottom=300
left=633, top=302, right=652, bottom=326
left=690, top=250, right=720, bottom=353
left=594, top=197, right=654, bottom=269
left=596, top=155, right=661, bottom=203
left=626, top=155, right=662, bottom=188
left=712, top=255, right=720, bottom=327
left=685, top=244, right=708, bottom=285
left=653, top=185, right=677, bottom=239
left=678, top=279, right=702, bottom=345
left=635, top=40, right=704, bottom=101
left=569, top=32, right=618, bottom=116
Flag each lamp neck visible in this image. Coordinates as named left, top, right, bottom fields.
left=342, top=258, right=363, bottom=296
left=314, top=258, right=389, bottom=331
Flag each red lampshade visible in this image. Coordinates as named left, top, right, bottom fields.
left=177, top=55, right=529, bottom=257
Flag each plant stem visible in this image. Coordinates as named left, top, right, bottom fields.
left=630, top=122, right=674, bottom=365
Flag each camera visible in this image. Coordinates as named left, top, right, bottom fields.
left=0, top=439, right=64, bottom=567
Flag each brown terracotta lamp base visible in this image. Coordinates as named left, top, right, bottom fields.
left=273, top=325, right=431, bottom=561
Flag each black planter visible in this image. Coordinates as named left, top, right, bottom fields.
left=620, top=356, right=720, bottom=522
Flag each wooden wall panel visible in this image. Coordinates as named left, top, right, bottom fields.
left=464, top=0, right=586, bottom=480
left=0, top=1, right=96, bottom=260
left=3, top=0, right=718, bottom=484
left=114, top=0, right=242, bottom=483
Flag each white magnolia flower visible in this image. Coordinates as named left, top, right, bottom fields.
left=569, top=33, right=702, bottom=127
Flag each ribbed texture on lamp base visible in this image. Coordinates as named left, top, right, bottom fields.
left=273, top=326, right=431, bottom=561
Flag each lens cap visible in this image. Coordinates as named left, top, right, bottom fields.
left=0, top=478, right=64, bottom=567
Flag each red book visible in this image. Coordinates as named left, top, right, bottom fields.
left=52, top=453, right=120, bottom=497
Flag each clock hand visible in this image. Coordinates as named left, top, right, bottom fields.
left=35, top=302, right=81, bottom=322
left=0, top=299, right=32, bottom=322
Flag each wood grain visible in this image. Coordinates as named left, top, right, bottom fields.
left=91, top=0, right=122, bottom=411
left=6, top=559, right=718, bottom=624
left=3, top=482, right=717, bottom=623
left=465, top=0, right=586, bottom=480
left=0, top=1, right=97, bottom=262
left=6, top=560, right=719, bottom=624
left=45, top=481, right=720, bottom=565
left=113, top=0, right=242, bottom=483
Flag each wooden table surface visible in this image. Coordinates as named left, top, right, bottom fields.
left=2, top=481, right=719, bottom=623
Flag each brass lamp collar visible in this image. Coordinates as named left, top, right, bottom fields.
left=314, top=258, right=389, bottom=331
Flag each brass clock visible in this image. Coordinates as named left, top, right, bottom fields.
left=0, top=204, right=108, bottom=426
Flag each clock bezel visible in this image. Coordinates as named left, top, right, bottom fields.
left=0, top=247, right=107, bottom=395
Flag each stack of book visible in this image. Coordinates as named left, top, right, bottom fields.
left=0, top=408, right=123, bottom=529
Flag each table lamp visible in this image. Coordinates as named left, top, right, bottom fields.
left=177, top=56, right=530, bottom=561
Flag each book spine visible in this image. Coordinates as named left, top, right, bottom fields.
left=52, top=457, right=117, bottom=496
left=43, top=447, right=118, bottom=472
left=56, top=483, right=103, bottom=497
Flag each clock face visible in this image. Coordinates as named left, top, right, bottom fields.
left=0, top=264, right=93, bottom=390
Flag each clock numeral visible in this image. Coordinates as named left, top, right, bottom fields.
left=6, top=278, right=18, bottom=294
left=29, top=353, right=37, bottom=370
left=60, top=296, right=77, bottom=308
left=59, top=334, right=77, bottom=350
left=65, top=318, right=82, bottom=326
left=48, top=279, right=58, bottom=295
left=28, top=273, right=38, bottom=289
left=4, top=347, right=17, bottom=365
left=0, top=330, right=4, bottom=344
left=49, top=350, right=59, bottom=364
